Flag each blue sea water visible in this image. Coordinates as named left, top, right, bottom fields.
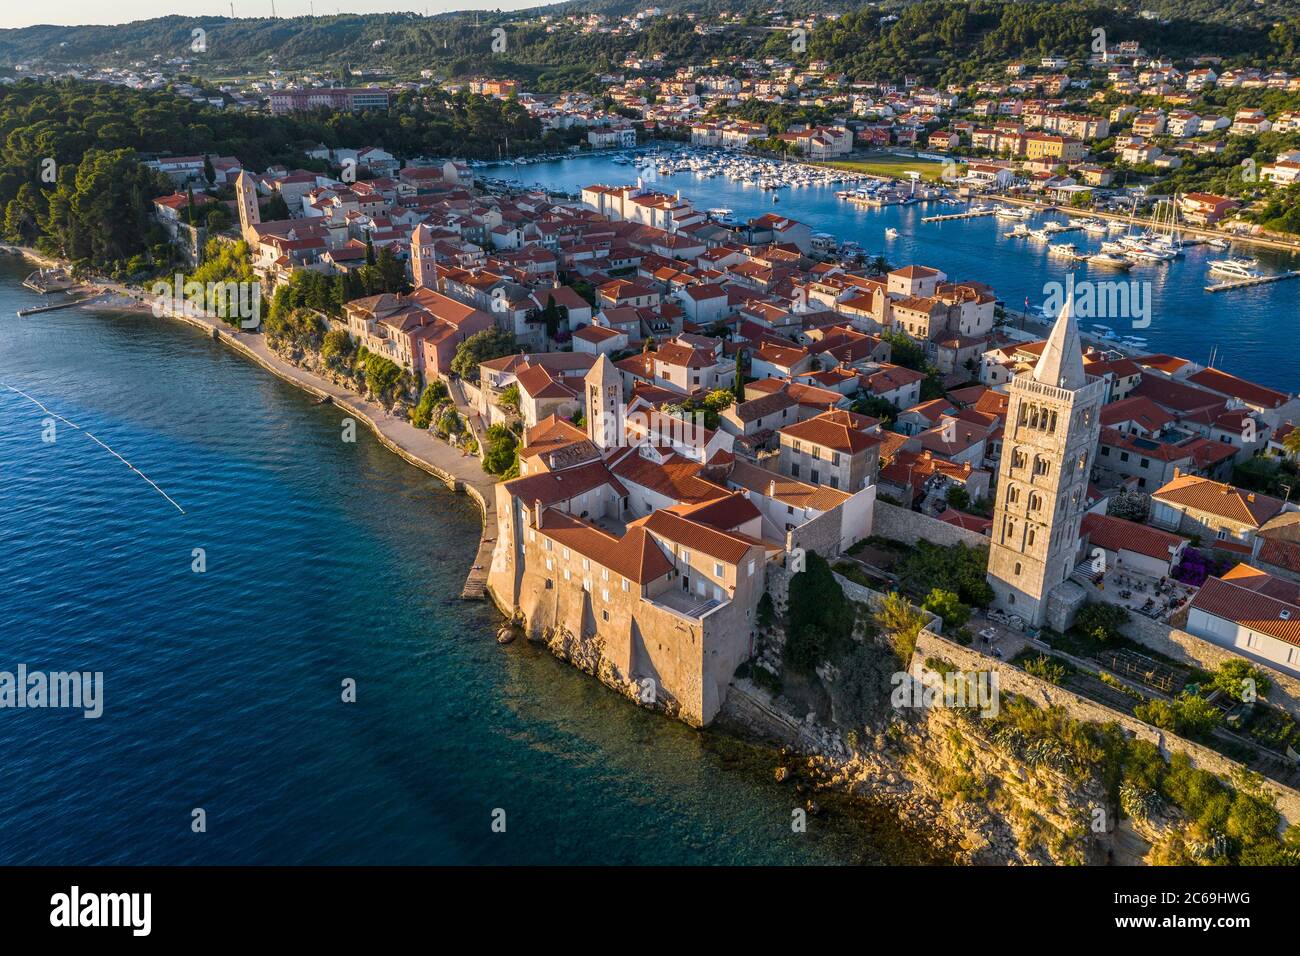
left=514, top=153, right=1300, bottom=392
left=0, top=257, right=939, bottom=865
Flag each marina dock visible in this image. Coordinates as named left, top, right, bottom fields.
left=17, top=293, right=105, bottom=316
left=1205, top=270, right=1300, bottom=293
left=922, top=208, right=997, bottom=223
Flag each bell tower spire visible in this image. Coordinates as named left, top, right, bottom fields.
left=986, top=296, right=1104, bottom=626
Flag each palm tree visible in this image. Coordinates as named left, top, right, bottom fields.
left=1284, top=427, right=1300, bottom=459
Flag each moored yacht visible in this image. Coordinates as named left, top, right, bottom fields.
left=1208, top=257, right=1264, bottom=279
left=1087, top=251, right=1132, bottom=270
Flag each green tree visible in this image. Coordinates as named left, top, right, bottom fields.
left=785, top=551, right=853, bottom=673
left=921, top=588, right=970, bottom=628
left=451, top=328, right=517, bottom=382
left=1211, top=659, right=1273, bottom=703
left=482, top=423, right=519, bottom=476
left=499, top=383, right=521, bottom=414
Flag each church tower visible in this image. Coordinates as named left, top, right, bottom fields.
left=585, top=353, right=623, bottom=453
left=986, top=297, right=1104, bottom=626
left=411, top=222, right=436, bottom=289
left=235, top=170, right=261, bottom=244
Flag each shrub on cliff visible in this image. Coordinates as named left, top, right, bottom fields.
left=784, top=551, right=853, bottom=674
left=410, top=382, right=448, bottom=430
left=874, top=591, right=928, bottom=666
left=357, top=349, right=406, bottom=405
left=830, top=641, right=898, bottom=729
left=320, top=328, right=355, bottom=372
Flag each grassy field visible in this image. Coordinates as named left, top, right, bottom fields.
left=817, top=153, right=960, bottom=183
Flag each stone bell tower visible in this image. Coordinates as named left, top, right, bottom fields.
left=986, top=296, right=1104, bottom=626
left=585, top=353, right=623, bottom=453
left=235, top=170, right=261, bottom=244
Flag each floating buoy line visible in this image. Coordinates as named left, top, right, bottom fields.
left=2, top=382, right=186, bottom=516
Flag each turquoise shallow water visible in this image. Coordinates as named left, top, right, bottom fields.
left=0, top=257, right=940, bottom=865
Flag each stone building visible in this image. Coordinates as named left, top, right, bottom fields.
left=987, top=298, right=1104, bottom=626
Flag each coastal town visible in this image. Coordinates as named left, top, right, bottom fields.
left=6, top=1, right=1300, bottom=871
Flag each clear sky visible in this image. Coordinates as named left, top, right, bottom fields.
left=0, top=2, right=546, bottom=30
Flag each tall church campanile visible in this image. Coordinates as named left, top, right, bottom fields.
left=235, top=170, right=261, bottom=244
left=585, top=353, right=623, bottom=453
left=987, top=297, right=1104, bottom=626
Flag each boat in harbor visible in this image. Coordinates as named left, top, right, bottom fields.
left=1207, top=237, right=1230, bottom=250
left=1208, top=257, right=1264, bottom=280
left=995, top=206, right=1029, bottom=221
left=1087, top=252, right=1133, bottom=270
left=22, top=267, right=78, bottom=294
left=1028, top=228, right=1052, bottom=242
left=885, top=227, right=900, bottom=240
left=1043, top=221, right=1069, bottom=233
left=1004, top=223, right=1031, bottom=238
left=1091, top=325, right=1119, bottom=340
left=1082, top=220, right=1108, bottom=236
left=1047, top=242, right=1078, bottom=259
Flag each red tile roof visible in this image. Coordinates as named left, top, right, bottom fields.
left=1152, top=474, right=1285, bottom=527
left=537, top=510, right=673, bottom=584
left=1080, top=513, right=1184, bottom=562
left=780, top=409, right=883, bottom=454
left=1191, top=566, right=1300, bottom=647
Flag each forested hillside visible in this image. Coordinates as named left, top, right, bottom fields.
left=2, top=2, right=1298, bottom=82
left=0, top=80, right=545, bottom=269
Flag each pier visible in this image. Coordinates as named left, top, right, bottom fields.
left=922, top=208, right=997, bottom=223
left=1205, top=270, right=1300, bottom=293
left=17, top=293, right=105, bottom=316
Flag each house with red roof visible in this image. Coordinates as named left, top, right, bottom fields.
left=1151, top=472, right=1288, bottom=550
left=1187, top=563, right=1300, bottom=676
left=1079, top=513, right=1187, bottom=578
left=777, top=409, right=884, bottom=492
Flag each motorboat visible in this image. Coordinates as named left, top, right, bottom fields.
left=1087, top=252, right=1132, bottom=270
left=1047, top=242, right=1078, bottom=259
left=1208, top=257, right=1264, bottom=279
left=885, top=227, right=900, bottom=240
left=1004, top=223, right=1031, bottom=238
